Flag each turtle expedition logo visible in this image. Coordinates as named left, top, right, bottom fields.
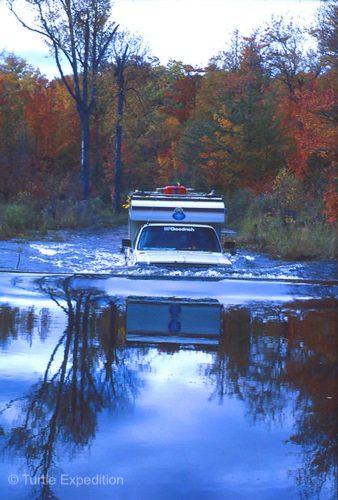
left=172, top=207, right=186, bottom=221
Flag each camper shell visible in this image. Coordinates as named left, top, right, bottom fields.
left=122, top=186, right=232, bottom=266
left=128, top=187, right=226, bottom=245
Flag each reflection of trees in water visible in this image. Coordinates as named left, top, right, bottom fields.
left=207, top=300, right=337, bottom=499
left=283, top=299, right=338, bottom=499
left=207, top=308, right=251, bottom=401
left=0, top=277, right=146, bottom=500
left=208, top=307, right=290, bottom=425
left=0, top=305, right=50, bottom=345
left=1, top=278, right=337, bottom=499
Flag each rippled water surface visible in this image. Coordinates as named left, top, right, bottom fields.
left=0, top=227, right=336, bottom=280
left=0, top=228, right=337, bottom=499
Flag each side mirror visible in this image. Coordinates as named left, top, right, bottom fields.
left=121, top=238, right=132, bottom=252
left=223, top=241, right=236, bottom=256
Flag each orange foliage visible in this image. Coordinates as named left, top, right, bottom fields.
left=0, top=55, right=81, bottom=200
left=161, top=75, right=198, bottom=122
left=25, top=79, right=79, bottom=161
left=323, top=171, right=337, bottom=223
left=286, top=82, right=336, bottom=177
left=279, top=75, right=337, bottom=222
left=0, top=21, right=336, bottom=219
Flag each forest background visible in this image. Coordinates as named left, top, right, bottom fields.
left=0, top=0, right=336, bottom=259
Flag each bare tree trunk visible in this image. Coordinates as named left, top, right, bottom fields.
left=93, top=111, right=100, bottom=185
left=80, top=112, right=91, bottom=200
left=7, top=0, right=118, bottom=203
left=113, top=82, right=124, bottom=212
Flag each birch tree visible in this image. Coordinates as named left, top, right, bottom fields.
left=7, top=0, right=118, bottom=200
left=109, top=31, right=145, bottom=212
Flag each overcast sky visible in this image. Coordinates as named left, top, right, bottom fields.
left=0, top=0, right=321, bottom=78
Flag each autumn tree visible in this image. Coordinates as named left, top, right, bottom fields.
left=25, top=78, right=81, bottom=200
left=311, top=0, right=338, bottom=72
left=108, top=32, right=146, bottom=212
left=7, top=0, right=118, bottom=201
left=153, top=62, right=203, bottom=184
left=283, top=1, right=338, bottom=223
left=0, top=54, right=41, bottom=198
left=122, top=61, right=182, bottom=188
left=195, top=37, right=286, bottom=192
left=266, top=6, right=338, bottom=222
left=177, top=67, right=228, bottom=190
left=209, top=29, right=242, bottom=72
left=261, top=17, right=308, bottom=95
left=160, top=63, right=203, bottom=122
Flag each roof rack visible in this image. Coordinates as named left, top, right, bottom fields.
left=130, top=187, right=223, bottom=202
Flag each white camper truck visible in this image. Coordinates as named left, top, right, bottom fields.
left=122, top=186, right=233, bottom=266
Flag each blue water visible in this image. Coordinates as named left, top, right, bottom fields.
left=0, top=227, right=336, bottom=499
left=0, top=227, right=336, bottom=281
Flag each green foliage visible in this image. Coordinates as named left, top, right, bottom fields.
left=268, top=168, right=305, bottom=215
left=0, top=204, right=45, bottom=238
left=236, top=193, right=336, bottom=260
left=224, top=188, right=252, bottom=229
left=48, top=198, right=127, bottom=230
left=0, top=199, right=127, bottom=239
left=224, top=183, right=336, bottom=260
left=239, top=214, right=336, bottom=260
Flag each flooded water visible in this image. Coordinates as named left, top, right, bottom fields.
left=0, top=228, right=337, bottom=499
left=0, top=227, right=336, bottom=280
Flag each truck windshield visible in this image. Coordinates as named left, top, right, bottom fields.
left=137, top=226, right=221, bottom=252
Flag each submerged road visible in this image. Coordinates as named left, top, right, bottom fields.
left=1, top=271, right=337, bottom=313
left=0, top=227, right=336, bottom=281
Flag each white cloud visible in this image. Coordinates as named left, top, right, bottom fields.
left=112, top=0, right=321, bottom=65
left=0, top=1, right=46, bottom=51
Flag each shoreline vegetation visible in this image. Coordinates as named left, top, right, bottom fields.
left=1, top=190, right=336, bottom=261
left=226, top=188, right=337, bottom=261
left=1, top=3, right=336, bottom=261
left=0, top=198, right=127, bottom=240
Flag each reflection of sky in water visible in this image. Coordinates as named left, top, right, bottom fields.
left=1, top=272, right=336, bottom=318
left=0, top=277, right=336, bottom=499
left=85, top=350, right=297, bottom=500
left=0, top=324, right=300, bottom=499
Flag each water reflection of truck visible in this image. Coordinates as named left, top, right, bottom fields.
left=126, top=297, right=222, bottom=345
left=122, top=186, right=233, bottom=266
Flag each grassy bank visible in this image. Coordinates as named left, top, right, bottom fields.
left=226, top=189, right=337, bottom=260
left=237, top=215, right=336, bottom=260
left=0, top=198, right=127, bottom=240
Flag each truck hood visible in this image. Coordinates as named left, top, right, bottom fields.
left=133, top=250, right=231, bottom=266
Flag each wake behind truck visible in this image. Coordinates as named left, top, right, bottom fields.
left=122, top=186, right=234, bottom=266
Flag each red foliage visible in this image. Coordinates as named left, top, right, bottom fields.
left=160, top=76, right=198, bottom=122
left=278, top=74, right=337, bottom=222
